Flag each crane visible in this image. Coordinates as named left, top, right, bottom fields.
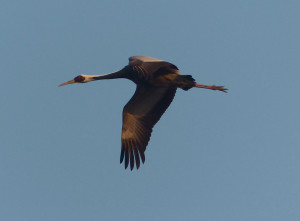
left=59, top=56, right=227, bottom=170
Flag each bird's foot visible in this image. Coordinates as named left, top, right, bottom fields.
left=210, top=85, right=228, bottom=93
left=195, top=83, right=228, bottom=93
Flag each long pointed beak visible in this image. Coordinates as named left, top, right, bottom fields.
left=58, top=79, right=76, bottom=87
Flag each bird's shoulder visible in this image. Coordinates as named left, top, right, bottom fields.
left=128, top=56, right=178, bottom=78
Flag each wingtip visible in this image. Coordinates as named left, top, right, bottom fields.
left=125, top=162, right=129, bottom=169
left=140, top=151, right=145, bottom=164
left=130, top=149, right=135, bottom=170
left=124, top=151, right=129, bottom=169
left=120, top=150, right=124, bottom=164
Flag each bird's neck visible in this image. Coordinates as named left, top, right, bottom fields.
left=86, top=69, right=127, bottom=82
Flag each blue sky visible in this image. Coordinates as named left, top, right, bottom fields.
left=1, top=0, right=299, bottom=220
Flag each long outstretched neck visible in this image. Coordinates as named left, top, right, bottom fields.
left=85, top=69, right=127, bottom=82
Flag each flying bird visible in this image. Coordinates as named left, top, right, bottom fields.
left=59, top=56, right=227, bottom=170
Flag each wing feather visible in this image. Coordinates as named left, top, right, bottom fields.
left=133, top=147, right=140, bottom=169
left=120, top=85, right=177, bottom=170
left=129, top=148, right=134, bottom=170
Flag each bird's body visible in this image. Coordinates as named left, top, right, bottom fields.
left=59, top=56, right=227, bottom=170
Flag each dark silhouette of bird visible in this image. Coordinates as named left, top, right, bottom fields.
left=59, top=56, right=227, bottom=170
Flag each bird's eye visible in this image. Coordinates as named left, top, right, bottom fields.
left=74, top=75, right=85, bottom=82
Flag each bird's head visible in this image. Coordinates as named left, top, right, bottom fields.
left=59, top=75, right=90, bottom=87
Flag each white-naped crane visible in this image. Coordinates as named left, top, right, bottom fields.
left=59, top=56, right=227, bottom=170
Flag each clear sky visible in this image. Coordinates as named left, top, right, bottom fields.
left=1, top=0, right=299, bottom=220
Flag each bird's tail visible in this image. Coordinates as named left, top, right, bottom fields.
left=174, top=75, right=196, bottom=91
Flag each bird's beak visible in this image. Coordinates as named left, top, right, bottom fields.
left=58, top=79, right=76, bottom=87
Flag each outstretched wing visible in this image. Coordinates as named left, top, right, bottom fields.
left=128, top=56, right=178, bottom=79
left=120, top=85, right=177, bottom=170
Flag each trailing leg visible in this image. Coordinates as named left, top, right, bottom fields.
left=194, top=83, right=228, bottom=93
